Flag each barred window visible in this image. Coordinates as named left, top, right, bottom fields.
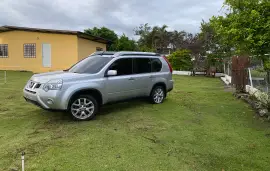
left=0, top=44, right=8, bottom=58
left=24, top=44, right=36, bottom=58
left=96, top=47, right=103, bottom=51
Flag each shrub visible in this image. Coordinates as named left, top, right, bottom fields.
left=167, top=49, right=192, bottom=70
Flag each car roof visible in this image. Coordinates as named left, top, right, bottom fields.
left=90, top=51, right=161, bottom=58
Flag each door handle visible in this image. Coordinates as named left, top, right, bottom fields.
left=128, top=77, right=135, bottom=81
left=149, top=75, right=155, bottom=78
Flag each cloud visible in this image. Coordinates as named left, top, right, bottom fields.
left=0, top=0, right=223, bottom=38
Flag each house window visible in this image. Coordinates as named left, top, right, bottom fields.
left=0, top=44, right=8, bottom=58
left=24, top=44, right=36, bottom=58
left=96, top=47, right=103, bottom=51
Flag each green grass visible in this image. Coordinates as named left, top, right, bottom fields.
left=0, top=71, right=270, bottom=171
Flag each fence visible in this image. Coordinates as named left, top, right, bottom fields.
left=244, top=58, right=269, bottom=93
left=224, top=61, right=232, bottom=76
left=248, top=68, right=268, bottom=93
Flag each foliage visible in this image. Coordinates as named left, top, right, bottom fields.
left=138, top=45, right=155, bottom=52
left=134, top=23, right=203, bottom=56
left=84, top=27, right=139, bottom=51
left=116, top=34, right=138, bottom=51
left=210, top=0, right=270, bottom=68
left=84, top=27, right=118, bottom=51
left=134, top=24, right=169, bottom=53
left=167, top=49, right=192, bottom=70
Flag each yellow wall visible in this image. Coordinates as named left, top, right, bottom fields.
left=77, top=37, right=107, bottom=61
left=0, top=30, right=78, bottom=73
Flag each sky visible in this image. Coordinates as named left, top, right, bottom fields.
left=0, top=0, right=224, bottom=38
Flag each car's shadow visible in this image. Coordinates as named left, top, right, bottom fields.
left=99, top=98, right=150, bottom=116
left=34, top=98, right=151, bottom=121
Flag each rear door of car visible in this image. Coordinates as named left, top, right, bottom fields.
left=132, top=57, right=152, bottom=96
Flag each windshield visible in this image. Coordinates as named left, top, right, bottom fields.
left=68, top=56, right=113, bottom=74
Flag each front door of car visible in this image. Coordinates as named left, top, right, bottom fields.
left=105, top=58, right=136, bottom=102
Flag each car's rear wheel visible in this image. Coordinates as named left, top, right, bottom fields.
left=69, top=95, right=98, bottom=121
left=150, top=86, right=166, bottom=104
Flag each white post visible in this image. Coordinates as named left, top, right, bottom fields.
left=21, top=152, right=25, bottom=171
left=4, top=71, right=6, bottom=84
left=227, top=63, right=230, bottom=76
left=248, top=68, right=253, bottom=88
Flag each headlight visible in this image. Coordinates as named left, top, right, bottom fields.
left=43, top=79, right=63, bottom=92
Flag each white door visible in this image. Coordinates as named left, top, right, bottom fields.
left=42, top=44, right=51, bottom=67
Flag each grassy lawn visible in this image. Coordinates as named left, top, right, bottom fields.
left=0, top=71, right=270, bottom=171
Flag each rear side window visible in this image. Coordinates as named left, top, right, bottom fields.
left=151, top=58, right=162, bottom=72
left=133, top=58, right=151, bottom=74
left=109, top=58, right=132, bottom=76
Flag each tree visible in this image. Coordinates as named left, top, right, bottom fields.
left=134, top=23, right=153, bottom=49
left=210, top=0, right=270, bottom=91
left=84, top=27, right=118, bottom=51
left=117, top=34, right=138, bottom=51
left=211, top=0, right=270, bottom=58
left=167, top=49, right=192, bottom=70
left=135, top=24, right=172, bottom=53
left=199, top=20, right=232, bottom=74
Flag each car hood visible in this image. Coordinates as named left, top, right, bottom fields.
left=31, top=71, right=93, bottom=83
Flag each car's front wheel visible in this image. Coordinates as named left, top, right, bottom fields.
left=150, top=86, right=166, bottom=104
left=69, top=95, right=98, bottom=121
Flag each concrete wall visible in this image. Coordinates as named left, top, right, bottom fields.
left=77, top=37, right=107, bottom=61
left=173, top=71, right=224, bottom=77
left=0, top=30, right=78, bottom=73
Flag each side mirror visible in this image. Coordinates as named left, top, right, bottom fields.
left=107, top=70, right=117, bottom=76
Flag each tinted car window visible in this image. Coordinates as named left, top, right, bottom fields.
left=151, top=58, right=162, bottom=72
left=68, top=57, right=112, bottom=74
left=133, top=58, right=151, bottom=74
left=109, top=58, right=132, bottom=76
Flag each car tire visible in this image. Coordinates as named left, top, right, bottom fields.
left=69, top=95, right=98, bottom=121
left=150, top=86, right=166, bottom=104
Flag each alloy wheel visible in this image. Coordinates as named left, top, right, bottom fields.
left=71, top=98, right=95, bottom=120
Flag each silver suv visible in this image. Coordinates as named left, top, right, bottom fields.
left=23, top=51, right=174, bottom=121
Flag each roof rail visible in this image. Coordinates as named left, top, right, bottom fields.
left=90, top=51, right=117, bottom=56
left=113, top=51, right=160, bottom=57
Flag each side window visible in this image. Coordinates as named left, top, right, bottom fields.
left=151, top=58, right=162, bottom=72
left=133, top=58, right=151, bottom=74
left=109, top=58, right=132, bottom=76
left=24, top=43, right=36, bottom=58
left=0, top=44, right=8, bottom=58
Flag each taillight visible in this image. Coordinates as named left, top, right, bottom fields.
left=162, top=56, right=173, bottom=73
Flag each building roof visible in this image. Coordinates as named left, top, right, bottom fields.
left=0, top=25, right=111, bottom=44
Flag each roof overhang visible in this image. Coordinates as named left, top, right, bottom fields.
left=77, top=32, right=112, bottom=44
left=0, top=26, right=11, bottom=33
left=0, top=25, right=112, bottom=44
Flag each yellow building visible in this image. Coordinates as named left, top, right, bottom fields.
left=0, top=26, right=109, bottom=73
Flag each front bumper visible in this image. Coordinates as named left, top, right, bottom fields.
left=23, top=87, right=64, bottom=110
left=24, top=96, right=46, bottom=109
